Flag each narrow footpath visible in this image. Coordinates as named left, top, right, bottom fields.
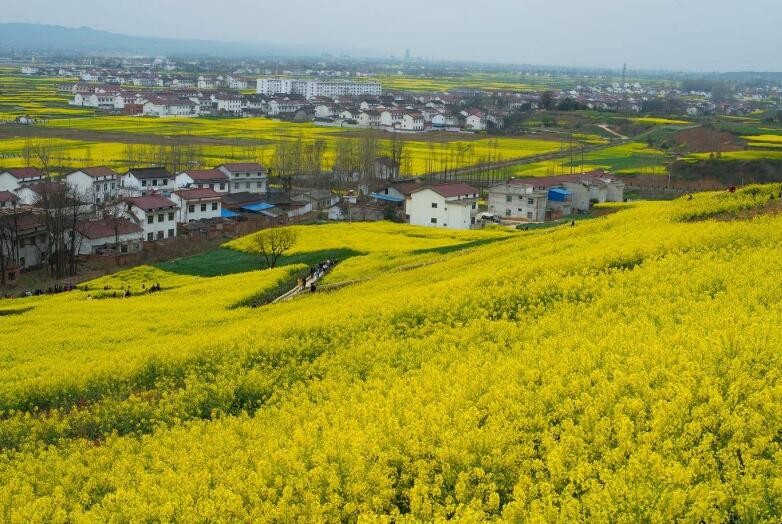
left=272, top=259, right=337, bottom=303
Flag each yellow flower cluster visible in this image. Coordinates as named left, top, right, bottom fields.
left=2, top=187, right=782, bottom=521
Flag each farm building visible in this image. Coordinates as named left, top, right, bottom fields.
left=407, top=183, right=480, bottom=230
left=170, top=189, right=222, bottom=223
left=175, top=169, right=230, bottom=193
left=121, top=167, right=175, bottom=196
left=217, top=163, right=268, bottom=194
left=74, top=217, right=144, bottom=256
left=65, top=166, right=120, bottom=205
left=124, top=195, right=179, bottom=242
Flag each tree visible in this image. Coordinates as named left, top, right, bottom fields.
left=253, top=228, right=297, bottom=268
left=540, top=91, right=555, bottom=110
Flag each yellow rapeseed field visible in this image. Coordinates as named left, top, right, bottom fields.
left=2, top=188, right=782, bottom=521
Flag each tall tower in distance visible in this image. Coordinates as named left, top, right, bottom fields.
left=405, top=49, right=411, bottom=61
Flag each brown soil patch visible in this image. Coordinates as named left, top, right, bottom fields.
left=671, top=126, right=745, bottom=153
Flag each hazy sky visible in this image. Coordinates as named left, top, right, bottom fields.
left=4, top=0, right=781, bottom=72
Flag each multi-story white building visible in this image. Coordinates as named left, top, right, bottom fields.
left=406, top=183, right=480, bottom=230
left=401, top=112, right=424, bottom=131
left=170, top=188, right=222, bottom=223
left=121, top=167, right=175, bottom=196
left=0, top=168, right=46, bottom=193
left=217, top=163, right=268, bottom=194
left=125, top=194, right=179, bottom=242
left=256, top=78, right=381, bottom=99
left=65, top=166, right=120, bottom=205
left=487, top=181, right=548, bottom=221
left=212, top=94, right=243, bottom=114
left=175, top=169, right=230, bottom=193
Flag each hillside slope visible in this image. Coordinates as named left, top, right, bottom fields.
left=2, top=190, right=782, bottom=521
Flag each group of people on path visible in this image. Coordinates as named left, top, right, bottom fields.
left=83, top=282, right=163, bottom=299
left=16, top=283, right=77, bottom=299
left=297, top=259, right=338, bottom=294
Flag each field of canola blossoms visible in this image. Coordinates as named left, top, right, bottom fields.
left=4, top=188, right=782, bottom=520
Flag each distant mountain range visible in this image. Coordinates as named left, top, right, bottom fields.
left=0, top=23, right=321, bottom=58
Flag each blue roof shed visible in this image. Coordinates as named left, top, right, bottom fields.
left=240, top=202, right=275, bottom=213
left=548, top=188, right=571, bottom=202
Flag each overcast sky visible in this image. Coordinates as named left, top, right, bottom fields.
left=3, top=0, right=780, bottom=72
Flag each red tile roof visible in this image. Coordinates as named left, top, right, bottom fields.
left=416, top=183, right=479, bottom=198
left=180, top=169, right=228, bottom=181
left=76, top=218, right=143, bottom=239
left=173, top=188, right=222, bottom=201
left=218, top=162, right=265, bottom=173
left=0, top=191, right=18, bottom=203
left=2, top=167, right=45, bottom=179
left=126, top=195, right=177, bottom=211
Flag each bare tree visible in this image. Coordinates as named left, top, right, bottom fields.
left=253, top=228, right=297, bottom=268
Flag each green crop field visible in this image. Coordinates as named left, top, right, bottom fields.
left=511, top=142, right=670, bottom=177
left=0, top=68, right=95, bottom=120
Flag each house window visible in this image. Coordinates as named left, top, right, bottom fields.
left=158, top=214, right=164, bottom=222
left=199, top=204, right=206, bottom=212
left=147, top=232, right=154, bottom=241
left=234, top=183, right=240, bottom=189
left=189, top=204, right=195, bottom=213
left=147, top=215, right=154, bottom=224
left=245, top=182, right=250, bottom=189
left=527, top=211, right=533, bottom=219
left=506, top=209, right=511, bottom=216
left=111, top=182, right=116, bottom=189
left=219, top=183, right=225, bottom=190
left=506, top=194, right=512, bottom=202
left=528, top=198, right=535, bottom=205
left=431, top=202, right=438, bottom=208
left=141, top=180, right=147, bottom=187
left=211, top=202, right=218, bottom=211
left=168, top=228, right=175, bottom=238
left=256, top=182, right=263, bottom=188
left=168, top=212, right=175, bottom=221
left=152, top=179, right=158, bottom=186
left=157, top=231, right=164, bottom=239
left=430, top=217, right=437, bottom=224
left=162, top=179, right=168, bottom=185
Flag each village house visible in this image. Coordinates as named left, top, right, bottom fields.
left=121, top=167, right=175, bottom=196
left=170, top=188, right=222, bottom=223
left=74, top=217, right=144, bottom=256
left=142, top=96, right=198, bottom=117
left=406, top=183, right=480, bottom=230
left=380, top=109, right=404, bottom=128
left=401, top=112, right=424, bottom=131
left=497, top=172, right=626, bottom=220
left=356, top=110, right=381, bottom=127
left=65, top=166, right=119, bottom=205
left=212, top=93, right=243, bottom=114
left=216, top=163, right=268, bottom=194
left=175, top=168, right=230, bottom=193
left=487, top=181, right=548, bottom=221
left=0, top=191, right=19, bottom=209
left=291, top=189, right=339, bottom=211
left=0, top=209, right=48, bottom=270
left=0, top=168, right=46, bottom=193
left=464, top=109, right=487, bottom=131
left=124, top=194, right=179, bottom=242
